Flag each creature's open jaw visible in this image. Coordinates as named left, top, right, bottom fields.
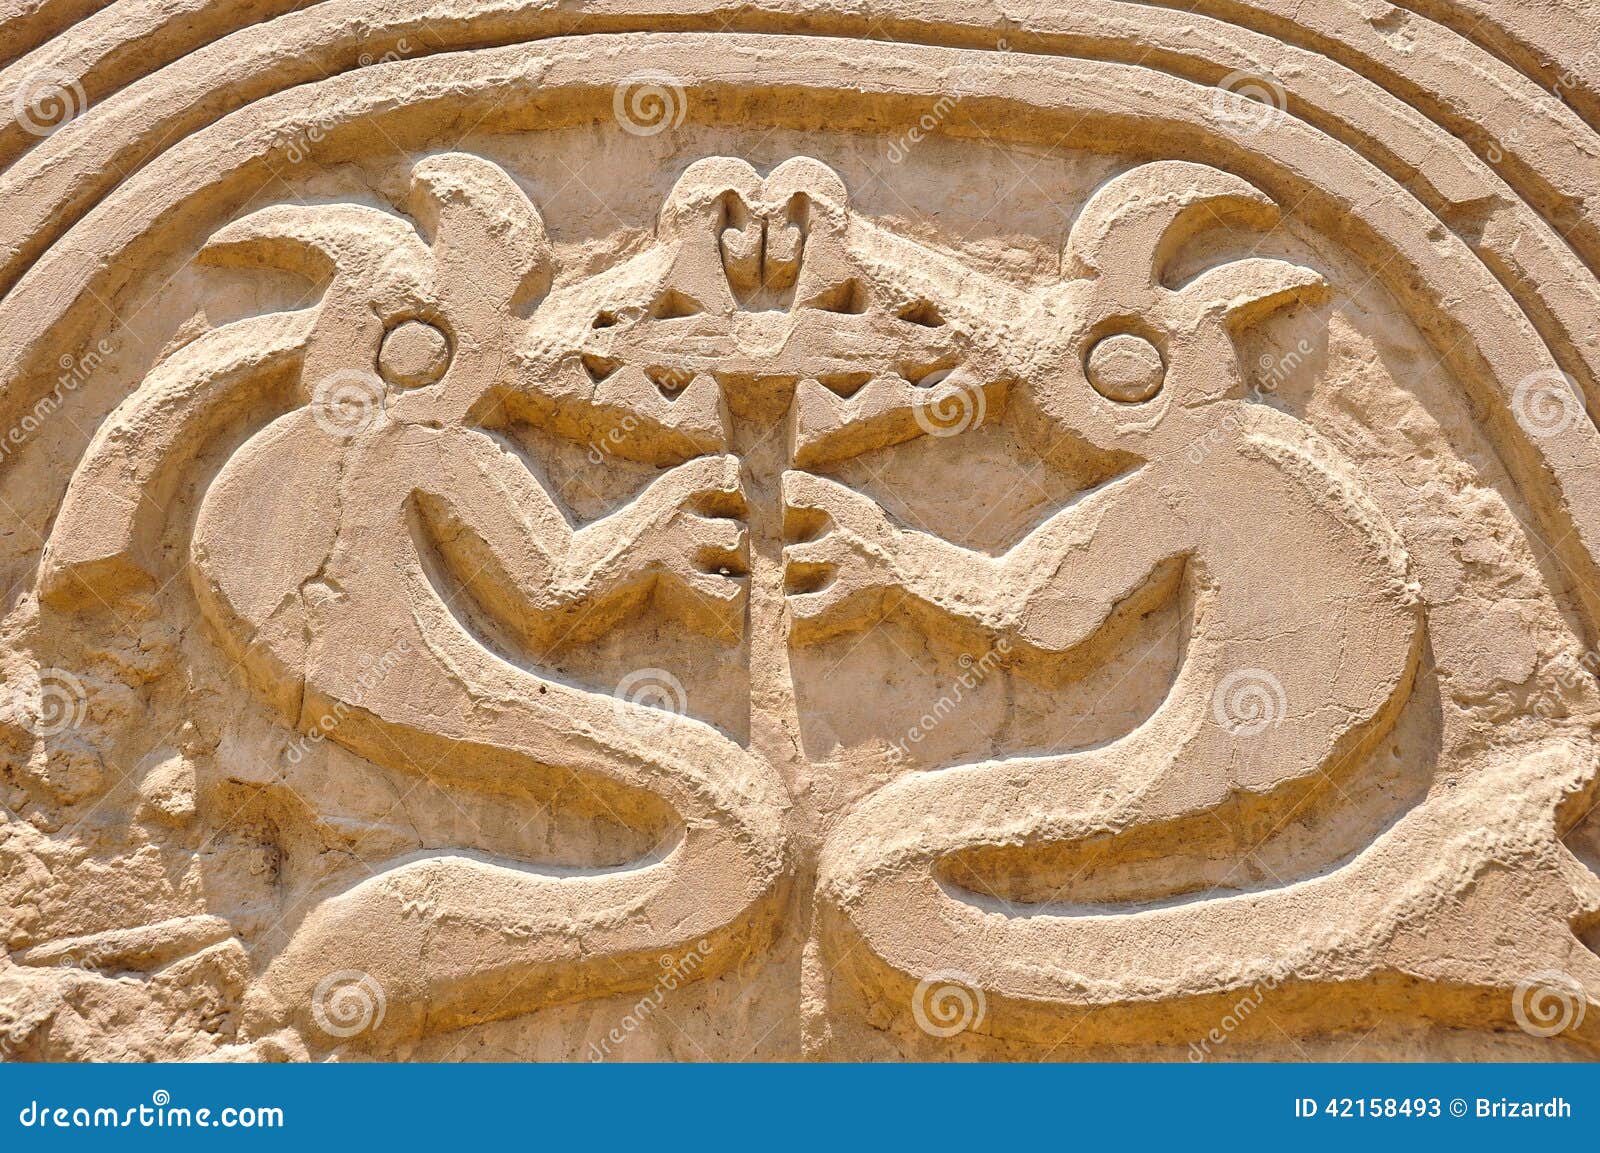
left=489, top=155, right=1048, bottom=471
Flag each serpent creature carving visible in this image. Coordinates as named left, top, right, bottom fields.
left=38, top=153, right=790, bottom=1046
left=786, top=162, right=1425, bottom=1029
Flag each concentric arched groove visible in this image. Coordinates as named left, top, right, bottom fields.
left=3, top=2, right=1599, bottom=457
left=2, top=1, right=1595, bottom=284
left=1396, top=0, right=1600, bottom=131
left=5, top=33, right=1599, bottom=633
left=0, top=0, right=306, bottom=173
left=1175, top=0, right=1600, bottom=246
left=0, top=0, right=109, bottom=71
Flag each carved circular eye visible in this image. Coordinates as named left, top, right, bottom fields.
left=377, top=319, right=451, bottom=389
left=1085, top=333, right=1164, bottom=403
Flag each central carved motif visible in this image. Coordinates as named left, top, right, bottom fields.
left=36, top=154, right=1419, bottom=1049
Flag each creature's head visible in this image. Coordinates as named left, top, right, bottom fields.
left=197, top=153, right=553, bottom=432
left=1021, top=161, right=1328, bottom=464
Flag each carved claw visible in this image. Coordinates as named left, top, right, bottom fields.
left=780, top=470, right=899, bottom=643
left=39, top=310, right=317, bottom=610
left=625, top=454, right=750, bottom=634
left=1065, top=162, right=1282, bottom=287
left=1178, top=255, right=1329, bottom=326
left=199, top=156, right=554, bottom=332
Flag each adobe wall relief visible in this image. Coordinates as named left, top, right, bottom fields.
left=2, top=4, right=1600, bottom=1061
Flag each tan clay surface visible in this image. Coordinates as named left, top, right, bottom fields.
left=2, top=0, right=1600, bottom=1061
